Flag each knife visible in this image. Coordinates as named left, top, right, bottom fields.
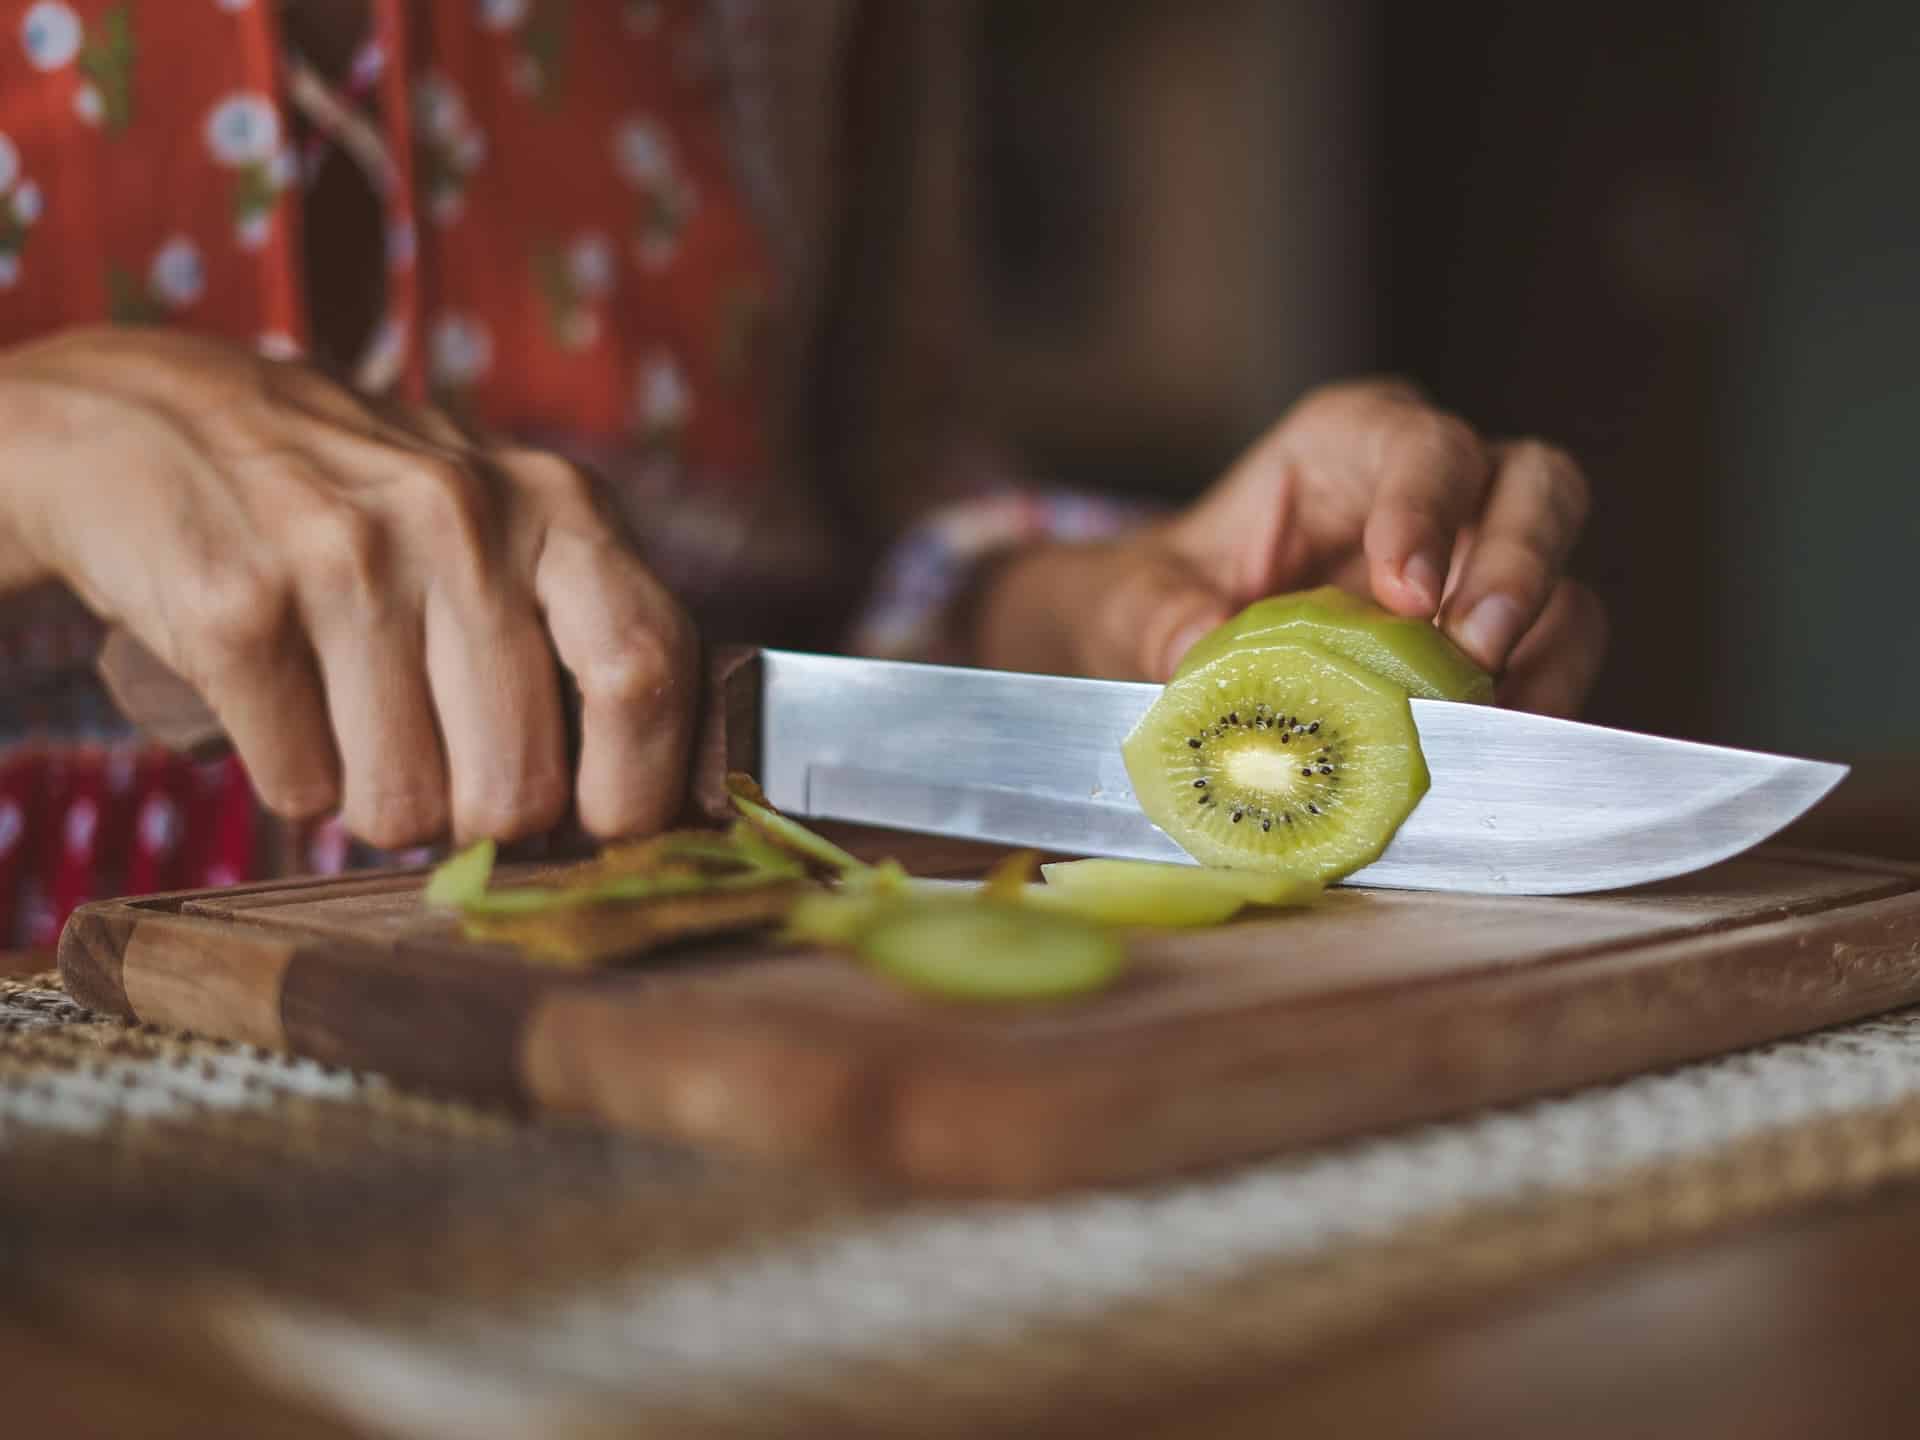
left=99, top=633, right=1847, bottom=896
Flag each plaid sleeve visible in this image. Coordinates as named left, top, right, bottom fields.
left=849, top=489, right=1159, bottom=664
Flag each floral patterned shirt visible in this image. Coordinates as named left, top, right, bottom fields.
left=0, top=0, right=1135, bottom=946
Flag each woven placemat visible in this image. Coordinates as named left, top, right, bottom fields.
left=12, top=973, right=1920, bottom=1437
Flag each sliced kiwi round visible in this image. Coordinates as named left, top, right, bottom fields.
left=856, top=900, right=1126, bottom=1002
left=1031, top=859, right=1321, bottom=927
left=1123, top=639, right=1429, bottom=881
left=1174, top=585, right=1492, bottom=702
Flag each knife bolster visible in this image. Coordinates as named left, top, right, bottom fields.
left=689, top=645, right=764, bottom=823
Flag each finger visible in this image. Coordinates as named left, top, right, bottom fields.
left=1361, top=407, right=1494, bottom=616
left=396, top=456, right=570, bottom=845
left=166, top=573, right=340, bottom=820
left=515, top=453, right=696, bottom=838
left=1096, top=540, right=1234, bottom=682
left=1440, top=439, right=1591, bottom=672
left=1497, top=579, right=1609, bottom=717
left=290, top=504, right=450, bottom=848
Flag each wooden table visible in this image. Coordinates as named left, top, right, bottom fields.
left=2, top=756, right=1916, bottom=1437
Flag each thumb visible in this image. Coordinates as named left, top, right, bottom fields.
left=1103, top=541, right=1235, bottom=682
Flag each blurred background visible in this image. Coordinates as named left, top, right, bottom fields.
left=970, top=0, right=1918, bottom=760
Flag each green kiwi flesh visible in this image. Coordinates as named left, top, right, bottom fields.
left=1031, top=859, right=1321, bottom=927
left=1174, top=585, right=1493, bottom=702
left=1123, top=639, right=1429, bottom=881
left=424, top=839, right=495, bottom=907
left=855, top=900, right=1126, bottom=1001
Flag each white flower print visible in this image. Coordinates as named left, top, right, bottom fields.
left=205, top=93, right=282, bottom=167
left=11, top=181, right=40, bottom=224
left=20, top=2, right=82, bottom=71
left=636, top=351, right=692, bottom=433
left=148, top=236, right=205, bottom=309
left=214, top=0, right=254, bottom=11
left=414, top=74, right=468, bottom=144
left=63, top=796, right=98, bottom=855
left=430, top=314, right=493, bottom=388
left=0, top=133, right=18, bottom=192
left=568, top=231, right=615, bottom=297
left=477, top=0, right=529, bottom=31
left=255, top=331, right=302, bottom=361
left=235, top=210, right=271, bottom=251
left=0, top=252, right=18, bottom=289
left=71, top=82, right=103, bottom=125
left=138, top=793, right=179, bottom=855
left=416, top=74, right=486, bottom=228
left=613, top=116, right=672, bottom=187
left=266, top=146, right=297, bottom=190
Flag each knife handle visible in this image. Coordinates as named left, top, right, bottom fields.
left=95, top=623, right=765, bottom=828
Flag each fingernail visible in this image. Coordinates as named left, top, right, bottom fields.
left=1455, top=595, right=1524, bottom=668
left=1401, top=552, right=1444, bottom=609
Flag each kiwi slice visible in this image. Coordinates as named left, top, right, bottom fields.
left=856, top=901, right=1126, bottom=1002
left=1123, top=639, right=1428, bottom=881
left=1030, top=858, right=1321, bottom=927
left=726, top=772, right=867, bottom=876
left=1174, top=585, right=1492, bottom=702
left=424, top=839, right=496, bottom=907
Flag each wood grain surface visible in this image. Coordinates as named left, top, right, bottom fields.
left=57, top=847, right=1920, bottom=1194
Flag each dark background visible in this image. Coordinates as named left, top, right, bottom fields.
left=975, top=1, right=1919, bottom=760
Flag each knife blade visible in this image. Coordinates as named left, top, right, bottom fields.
left=97, top=630, right=1849, bottom=896
left=748, top=649, right=1848, bottom=895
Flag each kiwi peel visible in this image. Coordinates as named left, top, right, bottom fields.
left=1124, top=638, right=1429, bottom=882
left=1175, top=585, right=1492, bottom=702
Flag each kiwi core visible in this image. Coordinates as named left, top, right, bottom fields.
left=1222, top=741, right=1317, bottom=798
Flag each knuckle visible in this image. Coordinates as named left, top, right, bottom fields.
left=583, top=620, right=690, bottom=712
left=1404, top=410, right=1483, bottom=473
left=1512, top=438, right=1591, bottom=529
left=507, top=449, right=600, bottom=511
left=406, top=454, right=495, bottom=545
left=350, top=786, right=447, bottom=851
left=293, top=503, right=386, bottom=606
left=179, top=568, right=287, bottom=674
left=459, top=769, right=568, bottom=845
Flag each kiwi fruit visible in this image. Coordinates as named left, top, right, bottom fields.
left=855, top=900, right=1126, bottom=1002
left=1174, top=585, right=1492, bottom=702
left=1030, top=858, right=1321, bottom=927
left=424, top=838, right=496, bottom=907
left=1122, top=639, right=1428, bottom=881
left=726, top=771, right=867, bottom=876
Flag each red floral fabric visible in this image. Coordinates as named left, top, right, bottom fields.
left=0, top=0, right=781, bottom=942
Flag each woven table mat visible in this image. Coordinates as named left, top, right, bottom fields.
left=12, top=974, right=1920, bottom=1438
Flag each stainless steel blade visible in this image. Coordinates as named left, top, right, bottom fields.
left=756, top=650, right=1848, bottom=895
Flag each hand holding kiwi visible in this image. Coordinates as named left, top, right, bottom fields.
left=972, top=379, right=1606, bottom=717
left=1123, top=588, right=1490, bottom=883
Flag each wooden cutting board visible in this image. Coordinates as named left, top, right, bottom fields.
left=56, top=847, right=1920, bottom=1195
